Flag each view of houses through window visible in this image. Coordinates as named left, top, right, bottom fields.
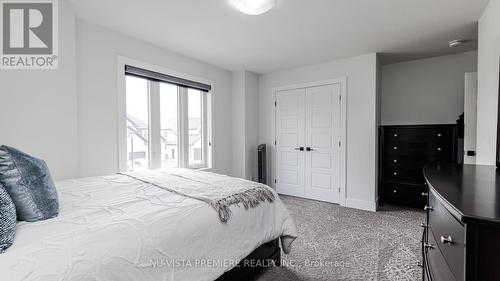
left=126, top=76, right=150, bottom=171
left=160, top=83, right=179, bottom=168
left=126, top=75, right=211, bottom=171
left=188, top=89, right=204, bottom=168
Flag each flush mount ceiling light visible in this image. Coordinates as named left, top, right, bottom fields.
left=230, top=0, right=277, bottom=15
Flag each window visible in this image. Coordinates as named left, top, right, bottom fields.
left=160, top=83, right=179, bottom=168
left=126, top=76, right=150, bottom=171
left=188, top=89, right=205, bottom=168
left=124, top=66, right=212, bottom=171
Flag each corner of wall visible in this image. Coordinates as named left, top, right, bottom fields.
left=476, top=0, right=500, bottom=165
left=346, top=198, right=377, bottom=212
left=231, top=70, right=260, bottom=180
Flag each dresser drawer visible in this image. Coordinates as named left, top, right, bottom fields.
left=385, top=155, right=428, bottom=168
left=383, top=141, right=430, bottom=156
left=384, top=141, right=452, bottom=158
left=428, top=190, right=465, bottom=281
left=428, top=144, right=454, bottom=161
left=425, top=227, right=457, bottom=281
left=384, top=166, right=424, bottom=183
left=385, top=128, right=439, bottom=142
left=382, top=182, right=426, bottom=207
left=386, top=127, right=453, bottom=142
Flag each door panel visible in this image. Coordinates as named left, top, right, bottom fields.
left=311, top=152, right=331, bottom=169
left=275, top=89, right=306, bottom=197
left=311, top=132, right=332, bottom=148
left=305, top=84, right=341, bottom=203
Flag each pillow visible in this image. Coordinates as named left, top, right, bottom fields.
left=0, top=145, right=59, bottom=222
left=0, top=183, right=16, bottom=253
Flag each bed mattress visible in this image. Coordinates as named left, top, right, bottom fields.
left=0, top=171, right=296, bottom=281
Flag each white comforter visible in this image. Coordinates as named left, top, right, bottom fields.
left=0, top=172, right=297, bottom=281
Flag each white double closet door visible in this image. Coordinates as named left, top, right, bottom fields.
left=276, top=83, right=341, bottom=204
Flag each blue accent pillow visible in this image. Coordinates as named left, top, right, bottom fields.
left=0, top=145, right=59, bottom=222
left=0, top=183, right=16, bottom=253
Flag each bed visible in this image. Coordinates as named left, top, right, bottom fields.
left=0, top=169, right=297, bottom=281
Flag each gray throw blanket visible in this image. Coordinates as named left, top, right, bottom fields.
left=121, top=169, right=275, bottom=223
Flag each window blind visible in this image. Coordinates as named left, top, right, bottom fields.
left=125, top=65, right=211, bottom=92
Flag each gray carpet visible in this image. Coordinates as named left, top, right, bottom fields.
left=256, top=195, right=425, bottom=281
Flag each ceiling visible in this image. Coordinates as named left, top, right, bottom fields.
left=73, top=0, right=489, bottom=74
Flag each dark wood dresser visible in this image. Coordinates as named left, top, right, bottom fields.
left=423, top=163, right=500, bottom=281
left=379, top=125, right=456, bottom=208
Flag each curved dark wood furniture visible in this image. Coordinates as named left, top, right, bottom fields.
left=423, top=163, right=500, bottom=281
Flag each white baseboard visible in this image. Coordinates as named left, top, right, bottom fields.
left=345, top=198, right=377, bottom=212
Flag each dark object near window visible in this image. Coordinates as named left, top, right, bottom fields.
left=125, top=65, right=211, bottom=92
left=456, top=113, right=464, bottom=138
left=258, top=144, right=267, bottom=185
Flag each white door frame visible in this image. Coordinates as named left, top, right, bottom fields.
left=274, top=77, right=347, bottom=206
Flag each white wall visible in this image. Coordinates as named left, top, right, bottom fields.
left=476, top=0, right=500, bottom=165
left=464, top=72, right=478, bottom=164
left=259, top=53, right=379, bottom=211
left=244, top=71, right=259, bottom=181
left=0, top=0, right=78, bottom=180
left=375, top=55, right=382, bottom=202
left=76, top=20, right=234, bottom=177
left=232, top=71, right=245, bottom=178
left=381, top=51, right=478, bottom=125
left=232, top=70, right=259, bottom=180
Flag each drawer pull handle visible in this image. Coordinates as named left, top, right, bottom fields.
left=424, top=243, right=434, bottom=249
left=424, top=205, right=433, bottom=211
left=440, top=235, right=453, bottom=245
left=393, top=172, right=398, bottom=176
left=393, top=189, right=397, bottom=194
left=394, top=133, right=398, bottom=137
left=422, top=192, right=428, bottom=197
left=393, top=159, right=398, bottom=163
left=437, top=133, right=442, bottom=137
left=437, top=147, right=442, bottom=151
left=393, top=146, right=398, bottom=150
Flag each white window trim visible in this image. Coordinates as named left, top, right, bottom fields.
left=117, top=56, right=215, bottom=173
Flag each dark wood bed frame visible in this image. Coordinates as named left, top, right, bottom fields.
left=216, top=239, right=281, bottom=281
